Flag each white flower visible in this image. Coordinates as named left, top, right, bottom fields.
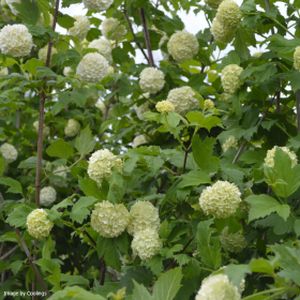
left=101, top=18, right=127, bottom=40
left=131, top=228, right=161, bottom=260
left=64, top=119, right=81, bottom=137
left=26, top=209, right=53, bottom=240
left=53, top=165, right=68, bottom=179
left=127, top=201, right=160, bottom=235
left=83, top=0, right=113, bottom=11
left=211, top=18, right=235, bottom=44
left=220, top=227, right=246, bottom=253
left=0, top=67, right=8, bottom=76
left=195, top=274, right=241, bottom=300
left=264, top=146, right=298, bottom=168
left=199, top=181, right=242, bottom=218
left=40, top=186, right=57, bottom=207
left=33, top=120, right=50, bottom=137
left=294, top=46, right=300, bottom=71
left=88, top=38, right=112, bottom=62
left=0, top=143, right=17, bottom=163
left=166, top=86, right=198, bottom=114
left=132, top=135, right=148, bottom=148
left=155, top=100, right=175, bottom=113
left=38, top=45, right=57, bottom=63
left=87, top=149, right=123, bottom=185
left=222, top=135, right=238, bottom=152
left=0, top=24, right=33, bottom=57
left=216, top=0, right=242, bottom=29
left=76, top=53, right=110, bottom=83
left=68, top=16, right=90, bottom=40
left=221, top=64, right=243, bottom=94
left=167, top=31, right=199, bottom=62
left=203, top=99, right=215, bottom=110
left=139, top=67, right=165, bottom=94
left=63, top=66, right=73, bottom=77
left=95, top=100, right=106, bottom=115
left=5, top=0, right=20, bottom=15
left=91, top=201, right=129, bottom=238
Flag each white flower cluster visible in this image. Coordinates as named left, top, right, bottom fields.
left=0, top=67, right=8, bottom=76
left=155, top=100, right=175, bottom=113
left=211, top=0, right=242, bottom=44
left=205, top=0, right=223, bottom=8
left=91, top=201, right=129, bottom=238
left=83, top=0, right=113, bottom=11
left=195, top=274, right=241, bottom=300
left=95, top=100, right=106, bottom=115
left=64, top=119, right=81, bottom=137
left=0, top=143, right=18, bottom=163
left=132, top=134, right=148, bottom=148
left=76, top=53, right=110, bottom=83
left=26, top=209, right=53, bottom=240
left=222, top=135, right=238, bottom=152
left=166, top=86, right=198, bottom=115
left=220, top=227, right=247, bottom=253
left=38, top=45, right=57, bottom=63
left=221, top=64, right=243, bottom=94
left=101, top=18, right=127, bottom=41
left=199, top=181, right=242, bottom=218
left=68, top=16, right=90, bottom=40
left=264, top=146, right=298, bottom=168
left=294, top=46, right=300, bottom=71
left=167, top=31, right=199, bottom=62
left=40, top=186, right=57, bottom=207
left=33, top=120, right=50, bottom=137
left=0, top=24, right=33, bottom=57
left=139, top=67, right=165, bottom=94
left=128, top=201, right=161, bottom=260
left=89, top=38, right=112, bottom=63
left=203, top=99, right=215, bottom=110
left=87, top=149, right=123, bottom=185
left=53, top=165, right=68, bottom=179
left=6, top=0, right=20, bottom=15
left=63, top=66, right=73, bottom=77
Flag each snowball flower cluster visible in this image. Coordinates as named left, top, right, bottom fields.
left=127, top=201, right=160, bottom=235
left=264, top=146, right=298, bottom=168
left=83, top=0, right=113, bottom=11
left=222, top=135, right=238, bottom=152
left=195, top=274, right=241, bottom=300
left=155, top=100, right=175, bottom=113
left=87, top=149, right=123, bottom=185
left=101, top=18, right=127, bottom=41
left=89, top=38, right=112, bottom=62
left=131, top=228, right=162, bottom=261
left=167, top=31, right=199, bottom=62
left=203, top=99, right=215, bottom=110
left=6, top=0, right=20, bottom=15
left=64, top=119, right=81, bottom=137
left=38, top=45, right=57, bottom=63
left=33, top=120, right=50, bottom=137
left=220, top=227, right=247, bottom=253
left=132, top=134, right=148, bottom=148
left=91, top=201, right=129, bottom=238
left=221, top=64, right=243, bottom=94
left=54, top=165, right=68, bottom=179
left=76, top=53, right=110, bottom=83
left=199, top=181, right=242, bottom=218
left=40, top=186, right=57, bottom=207
left=0, top=24, right=33, bottom=57
left=166, top=86, right=198, bottom=114
left=0, top=143, right=18, bottom=163
left=211, top=0, right=242, bottom=44
left=26, top=209, right=53, bottom=240
left=68, top=16, right=90, bottom=40
left=293, top=46, right=300, bottom=71
left=205, top=0, right=223, bottom=8
left=139, top=67, right=165, bottom=94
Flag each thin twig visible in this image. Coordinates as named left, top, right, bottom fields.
left=99, top=257, right=106, bottom=285
left=140, top=8, right=155, bottom=67
left=0, top=245, right=18, bottom=260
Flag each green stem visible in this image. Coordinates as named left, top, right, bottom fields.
left=242, top=287, right=287, bottom=300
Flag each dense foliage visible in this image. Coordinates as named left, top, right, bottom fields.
left=1, top=0, right=300, bottom=299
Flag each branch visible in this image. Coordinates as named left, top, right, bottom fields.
left=99, top=257, right=106, bottom=285
left=139, top=8, right=155, bottom=67
left=123, top=7, right=150, bottom=64
left=34, top=0, right=60, bottom=206
left=0, top=245, right=18, bottom=260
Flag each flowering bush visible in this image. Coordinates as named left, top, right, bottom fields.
left=1, top=0, right=300, bottom=299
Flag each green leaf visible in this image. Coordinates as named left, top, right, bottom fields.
left=23, top=58, right=44, bottom=75
left=0, top=156, right=5, bottom=176
left=131, top=281, right=152, bottom=300
left=177, top=170, right=211, bottom=188
left=224, top=264, right=250, bottom=288
left=46, top=139, right=74, bottom=159
left=0, top=177, right=23, bottom=194
left=48, top=286, right=105, bottom=300
left=78, top=177, right=104, bottom=199
left=60, top=274, right=89, bottom=287
left=294, top=219, right=300, bottom=237
left=75, top=127, right=96, bottom=156
left=14, top=0, right=39, bottom=24
left=249, top=258, right=274, bottom=275
left=57, top=13, right=75, bottom=29
left=152, top=267, right=183, bottom=300
left=6, top=204, right=32, bottom=228
left=186, top=111, right=222, bottom=131
left=70, top=197, right=98, bottom=224
left=245, top=194, right=290, bottom=222
left=192, top=136, right=219, bottom=173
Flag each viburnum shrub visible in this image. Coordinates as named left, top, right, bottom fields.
left=1, top=0, right=300, bottom=299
